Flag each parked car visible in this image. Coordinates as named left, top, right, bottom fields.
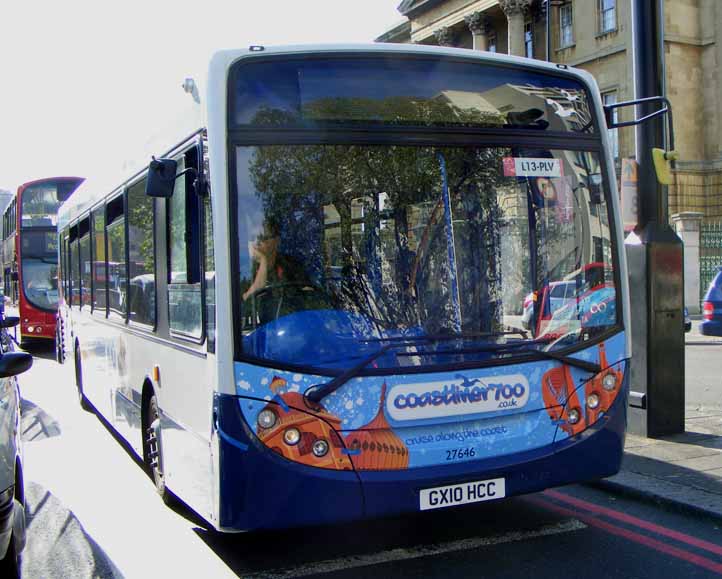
left=684, top=307, right=691, bottom=333
left=701, top=267, right=722, bottom=336
left=0, top=317, right=33, bottom=578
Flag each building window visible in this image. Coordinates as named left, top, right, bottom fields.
left=559, top=4, right=573, bottom=48
left=525, top=21, right=533, bottom=58
left=488, top=34, right=497, bottom=53
left=603, top=91, right=619, bottom=161
left=599, top=0, right=616, bottom=34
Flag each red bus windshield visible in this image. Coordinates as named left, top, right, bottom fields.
left=18, top=177, right=83, bottom=312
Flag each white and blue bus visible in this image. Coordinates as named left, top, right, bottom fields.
left=57, top=44, right=631, bottom=531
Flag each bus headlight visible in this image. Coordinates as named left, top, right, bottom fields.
left=257, top=409, right=277, bottom=430
left=567, top=408, right=581, bottom=425
left=312, top=439, right=329, bottom=457
left=587, top=393, right=600, bottom=409
left=283, top=427, right=301, bottom=446
left=602, top=373, right=617, bottom=391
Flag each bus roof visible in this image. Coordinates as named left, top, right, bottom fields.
left=208, top=43, right=599, bottom=88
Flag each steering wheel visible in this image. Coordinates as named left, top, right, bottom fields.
left=248, top=281, right=325, bottom=300
left=246, top=282, right=329, bottom=325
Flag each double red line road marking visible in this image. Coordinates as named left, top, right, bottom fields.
left=529, top=489, right=722, bottom=575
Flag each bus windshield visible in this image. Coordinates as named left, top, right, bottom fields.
left=234, top=144, right=617, bottom=371
left=21, top=230, right=59, bottom=310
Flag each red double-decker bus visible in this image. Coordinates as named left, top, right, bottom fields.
left=2, top=177, right=83, bottom=343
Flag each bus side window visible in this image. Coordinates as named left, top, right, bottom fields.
left=127, top=177, right=156, bottom=327
left=106, top=194, right=127, bottom=321
left=69, top=225, right=80, bottom=308
left=58, top=234, right=66, bottom=304
left=203, top=136, right=215, bottom=353
left=92, top=208, right=107, bottom=315
left=78, top=218, right=91, bottom=310
left=167, top=146, right=203, bottom=339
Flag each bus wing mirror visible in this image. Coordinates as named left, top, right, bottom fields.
left=146, top=158, right=178, bottom=198
left=652, top=148, right=679, bottom=185
left=0, top=352, right=33, bottom=378
left=0, top=316, right=19, bottom=329
left=10, top=272, right=18, bottom=282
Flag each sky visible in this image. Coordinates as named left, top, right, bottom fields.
left=0, top=0, right=403, bottom=191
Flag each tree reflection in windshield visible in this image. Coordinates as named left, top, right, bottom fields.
left=236, top=144, right=615, bottom=370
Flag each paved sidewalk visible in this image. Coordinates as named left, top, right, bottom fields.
left=597, top=407, right=722, bottom=519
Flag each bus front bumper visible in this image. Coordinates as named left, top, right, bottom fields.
left=215, top=390, right=626, bottom=532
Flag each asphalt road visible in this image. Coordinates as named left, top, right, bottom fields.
left=12, top=341, right=722, bottom=578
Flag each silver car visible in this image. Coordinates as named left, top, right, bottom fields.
left=0, top=316, right=33, bottom=577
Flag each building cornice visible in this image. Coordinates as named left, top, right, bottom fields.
left=376, top=20, right=412, bottom=43
left=410, top=0, right=497, bottom=43
left=562, top=44, right=627, bottom=68
left=664, top=33, right=715, bottom=47
left=399, top=0, right=449, bottom=19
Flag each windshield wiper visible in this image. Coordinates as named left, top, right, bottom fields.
left=528, top=348, right=601, bottom=374
left=304, top=344, right=395, bottom=404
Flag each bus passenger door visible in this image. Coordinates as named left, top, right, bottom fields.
left=150, top=141, right=217, bottom=522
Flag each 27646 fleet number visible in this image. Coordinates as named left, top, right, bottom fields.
left=446, top=447, right=476, bottom=461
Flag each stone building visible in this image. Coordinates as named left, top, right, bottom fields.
left=377, top=0, right=722, bottom=222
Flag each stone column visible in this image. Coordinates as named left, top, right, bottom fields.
left=433, top=27, right=454, bottom=47
left=500, top=0, right=531, bottom=57
left=464, top=12, right=492, bottom=51
left=672, top=211, right=704, bottom=314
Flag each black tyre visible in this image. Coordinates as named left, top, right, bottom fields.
left=144, top=393, right=173, bottom=504
left=74, top=346, right=91, bottom=411
left=0, top=534, right=20, bottom=579
left=55, top=323, right=65, bottom=364
left=0, top=498, right=23, bottom=579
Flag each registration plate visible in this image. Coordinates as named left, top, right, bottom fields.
left=419, top=478, right=506, bottom=511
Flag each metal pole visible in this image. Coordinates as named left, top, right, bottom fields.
left=634, top=0, right=666, bottom=228
left=627, top=0, right=685, bottom=437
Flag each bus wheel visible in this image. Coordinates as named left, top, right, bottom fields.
left=144, top=394, right=173, bottom=505
left=0, top=526, right=21, bottom=578
left=55, top=325, right=65, bottom=364
left=74, top=346, right=90, bottom=411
